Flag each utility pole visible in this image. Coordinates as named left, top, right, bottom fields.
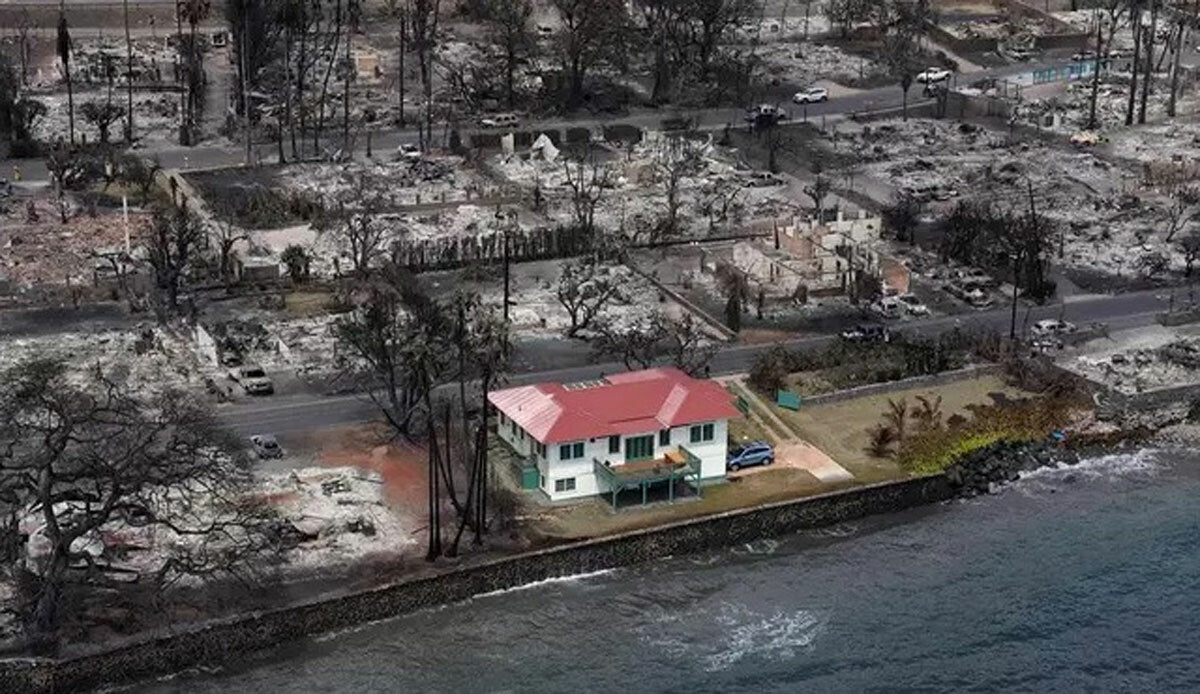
left=1010, top=256, right=1021, bottom=340
left=175, top=0, right=186, bottom=144
left=241, top=3, right=251, bottom=166
left=343, top=0, right=352, bottom=154
left=123, top=0, right=134, bottom=142
left=398, top=8, right=406, bottom=127
left=500, top=207, right=511, bottom=324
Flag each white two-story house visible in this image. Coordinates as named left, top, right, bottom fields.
left=489, top=367, right=740, bottom=504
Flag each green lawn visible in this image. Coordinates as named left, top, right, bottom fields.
left=770, top=374, right=1032, bottom=482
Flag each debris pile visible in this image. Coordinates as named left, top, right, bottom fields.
left=1, top=326, right=207, bottom=396
left=1, top=194, right=151, bottom=297
left=256, top=466, right=417, bottom=572
left=1066, top=331, right=1200, bottom=395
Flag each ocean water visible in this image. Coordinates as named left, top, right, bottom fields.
left=134, top=448, right=1200, bottom=694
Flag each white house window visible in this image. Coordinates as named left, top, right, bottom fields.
left=689, top=423, right=715, bottom=443
left=554, top=477, right=576, bottom=492
left=559, top=442, right=585, bottom=460
left=659, top=429, right=671, bottom=446
left=608, top=435, right=620, bottom=454
left=534, top=442, right=547, bottom=458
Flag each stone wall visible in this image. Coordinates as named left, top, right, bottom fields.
left=802, top=364, right=1003, bottom=407
left=0, top=475, right=952, bottom=693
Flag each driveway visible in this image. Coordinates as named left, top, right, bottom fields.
left=720, top=377, right=855, bottom=484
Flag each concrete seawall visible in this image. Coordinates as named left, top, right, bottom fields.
left=0, top=475, right=953, bottom=693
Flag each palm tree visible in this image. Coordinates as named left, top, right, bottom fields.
left=913, top=394, right=944, bottom=433
left=866, top=424, right=898, bottom=458
left=57, top=8, right=74, bottom=145
left=178, top=0, right=212, bottom=145
left=882, top=397, right=909, bottom=443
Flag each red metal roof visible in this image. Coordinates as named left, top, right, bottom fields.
left=488, top=367, right=739, bottom=444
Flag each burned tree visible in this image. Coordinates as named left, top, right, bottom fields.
left=318, top=175, right=389, bottom=277
left=208, top=201, right=250, bottom=287
left=803, top=162, right=833, bottom=223
left=332, top=264, right=449, bottom=437
left=556, top=256, right=626, bottom=337
left=1086, top=0, right=1129, bottom=130
left=591, top=312, right=669, bottom=369
left=550, top=0, right=630, bottom=109
left=654, top=135, right=703, bottom=240
left=79, top=101, right=126, bottom=145
left=57, top=10, right=75, bottom=145
left=1163, top=185, right=1200, bottom=243
left=0, top=358, right=277, bottom=638
left=563, top=150, right=610, bottom=235
left=485, top=0, right=536, bottom=110
left=145, top=203, right=206, bottom=317
left=882, top=189, right=922, bottom=243
left=409, top=0, right=441, bottom=149
left=592, top=310, right=715, bottom=375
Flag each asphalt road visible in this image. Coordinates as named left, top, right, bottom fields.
left=217, top=287, right=1173, bottom=438
left=3, top=54, right=1072, bottom=184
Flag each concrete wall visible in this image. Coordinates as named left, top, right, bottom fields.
left=0, top=475, right=953, bottom=694
left=802, top=364, right=1004, bottom=407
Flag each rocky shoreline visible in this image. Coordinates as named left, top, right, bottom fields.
left=943, top=431, right=1158, bottom=498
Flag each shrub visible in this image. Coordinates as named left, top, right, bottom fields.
left=894, top=395, right=1082, bottom=475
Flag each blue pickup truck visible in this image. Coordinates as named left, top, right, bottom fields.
left=727, top=442, right=774, bottom=472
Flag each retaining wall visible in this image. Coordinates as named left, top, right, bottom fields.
left=0, top=475, right=952, bottom=693
left=801, top=364, right=1004, bottom=407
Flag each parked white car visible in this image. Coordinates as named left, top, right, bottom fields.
left=1031, top=319, right=1077, bottom=337
left=897, top=293, right=929, bottom=316
left=397, top=143, right=421, bottom=160
left=792, top=87, right=829, bottom=104
left=249, top=434, right=283, bottom=459
left=916, top=67, right=951, bottom=83
left=479, top=113, right=519, bottom=128
left=871, top=297, right=904, bottom=319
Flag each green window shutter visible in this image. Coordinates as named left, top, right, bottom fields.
left=608, top=435, right=620, bottom=454
left=559, top=444, right=571, bottom=459
left=703, top=423, right=714, bottom=441
left=572, top=442, right=584, bottom=458
left=690, top=425, right=701, bottom=443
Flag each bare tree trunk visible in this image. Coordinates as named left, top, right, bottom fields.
left=343, top=7, right=352, bottom=153
left=315, top=0, right=343, bottom=157
left=124, top=0, right=134, bottom=142
left=1138, top=0, right=1158, bottom=125
left=1126, top=2, right=1143, bottom=126
left=1087, top=9, right=1104, bottom=129
left=286, top=22, right=295, bottom=159
left=398, top=13, right=407, bottom=126
left=297, top=11, right=308, bottom=156
left=241, top=8, right=252, bottom=165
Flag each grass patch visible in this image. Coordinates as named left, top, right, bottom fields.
left=725, top=383, right=784, bottom=444
left=770, top=374, right=1027, bottom=481
left=284, top=290, right=337, bottom=317
left=531, top=466, right=843, bottom=541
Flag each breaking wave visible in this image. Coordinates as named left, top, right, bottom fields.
left=1018, top=448, right=1163, bottom=484
left=1010, top=448, right=1165, bottom=498
left=703, top=605, right=825, bottom=672
left=637, top=601, right=826, bottom=673
left=731, top=538, right=781, bottom=556
left=472, top=568, right=617, bottom=599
